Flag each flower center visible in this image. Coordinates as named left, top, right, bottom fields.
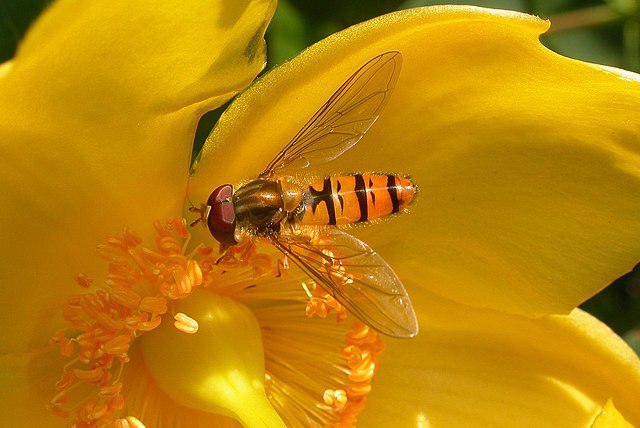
left=49, top=217, right=384, bottom=427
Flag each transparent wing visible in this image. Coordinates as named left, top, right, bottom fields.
left=268, top=228, right=418, bottom=338
left=260, top=51, right=402, bottom=177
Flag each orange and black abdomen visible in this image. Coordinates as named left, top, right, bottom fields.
left=299, top=174, right=416, bottom=225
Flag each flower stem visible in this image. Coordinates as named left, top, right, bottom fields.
left=547, top=5, right=622, bottom=33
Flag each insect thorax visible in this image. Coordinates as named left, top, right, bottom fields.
left=233, top=178, right=302, bottom=231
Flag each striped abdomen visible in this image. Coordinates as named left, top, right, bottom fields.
left=298, top=174, right=416, bottom=225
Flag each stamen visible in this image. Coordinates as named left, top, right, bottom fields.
left=72, top=367, right=106, bottom=383
left=51, top=216, right=385, bottom=427
left=99, top=382, right=122, bottom=398
left=110, top=285, right=142, bottom=309
left=323, top=388, right=348, bottom=407
left=139, top=296, right=168, bottom=314
left=251, top=279, right=384, bottom=426
left=173, top=312, right=199, bottom=334
left=135, top=315, right=162, bottom=332
left=115, top=416, right=146, bottom=428
left=304, top=281, right=348, bottom=321
left=105, top=334, right=132, bottom=355
left=50, top=217, right=215, bottom=427
left=74, top=272, right=93, bottom=288
left=338, top=323, right=384, bottom=422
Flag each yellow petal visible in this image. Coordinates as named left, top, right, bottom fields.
left=591, top=400, right=635, bottom=428
left=357, top=289, right=640, bottom=427
left=13, top=0, right=274, bottom=113
left=190, top=5, right=640, bottom=316
left=0, top=0, right=275, bottom=355
left=0, top=348, right=69, bottom=426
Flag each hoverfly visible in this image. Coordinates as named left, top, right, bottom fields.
left=194, top=51, right=418, bottom=338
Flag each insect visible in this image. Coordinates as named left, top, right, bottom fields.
left=194, top=51, right=418, bottom=338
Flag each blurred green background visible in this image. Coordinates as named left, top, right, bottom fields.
left=1, top=0, right=638, bottom=352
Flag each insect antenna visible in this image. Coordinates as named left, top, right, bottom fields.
left=186, top=196, right=209, bottom=228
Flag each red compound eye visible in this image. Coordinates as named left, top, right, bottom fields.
left=206, top=184, right=237, bottom=246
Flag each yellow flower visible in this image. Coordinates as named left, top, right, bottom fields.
left=1, top=2, right=640, bottom=428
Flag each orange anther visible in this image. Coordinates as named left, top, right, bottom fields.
left=174, top=312, right=199, bottom=334
left=104, top=334, right=131, bottom=355
left=115, top=416, right=146, bottom=428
